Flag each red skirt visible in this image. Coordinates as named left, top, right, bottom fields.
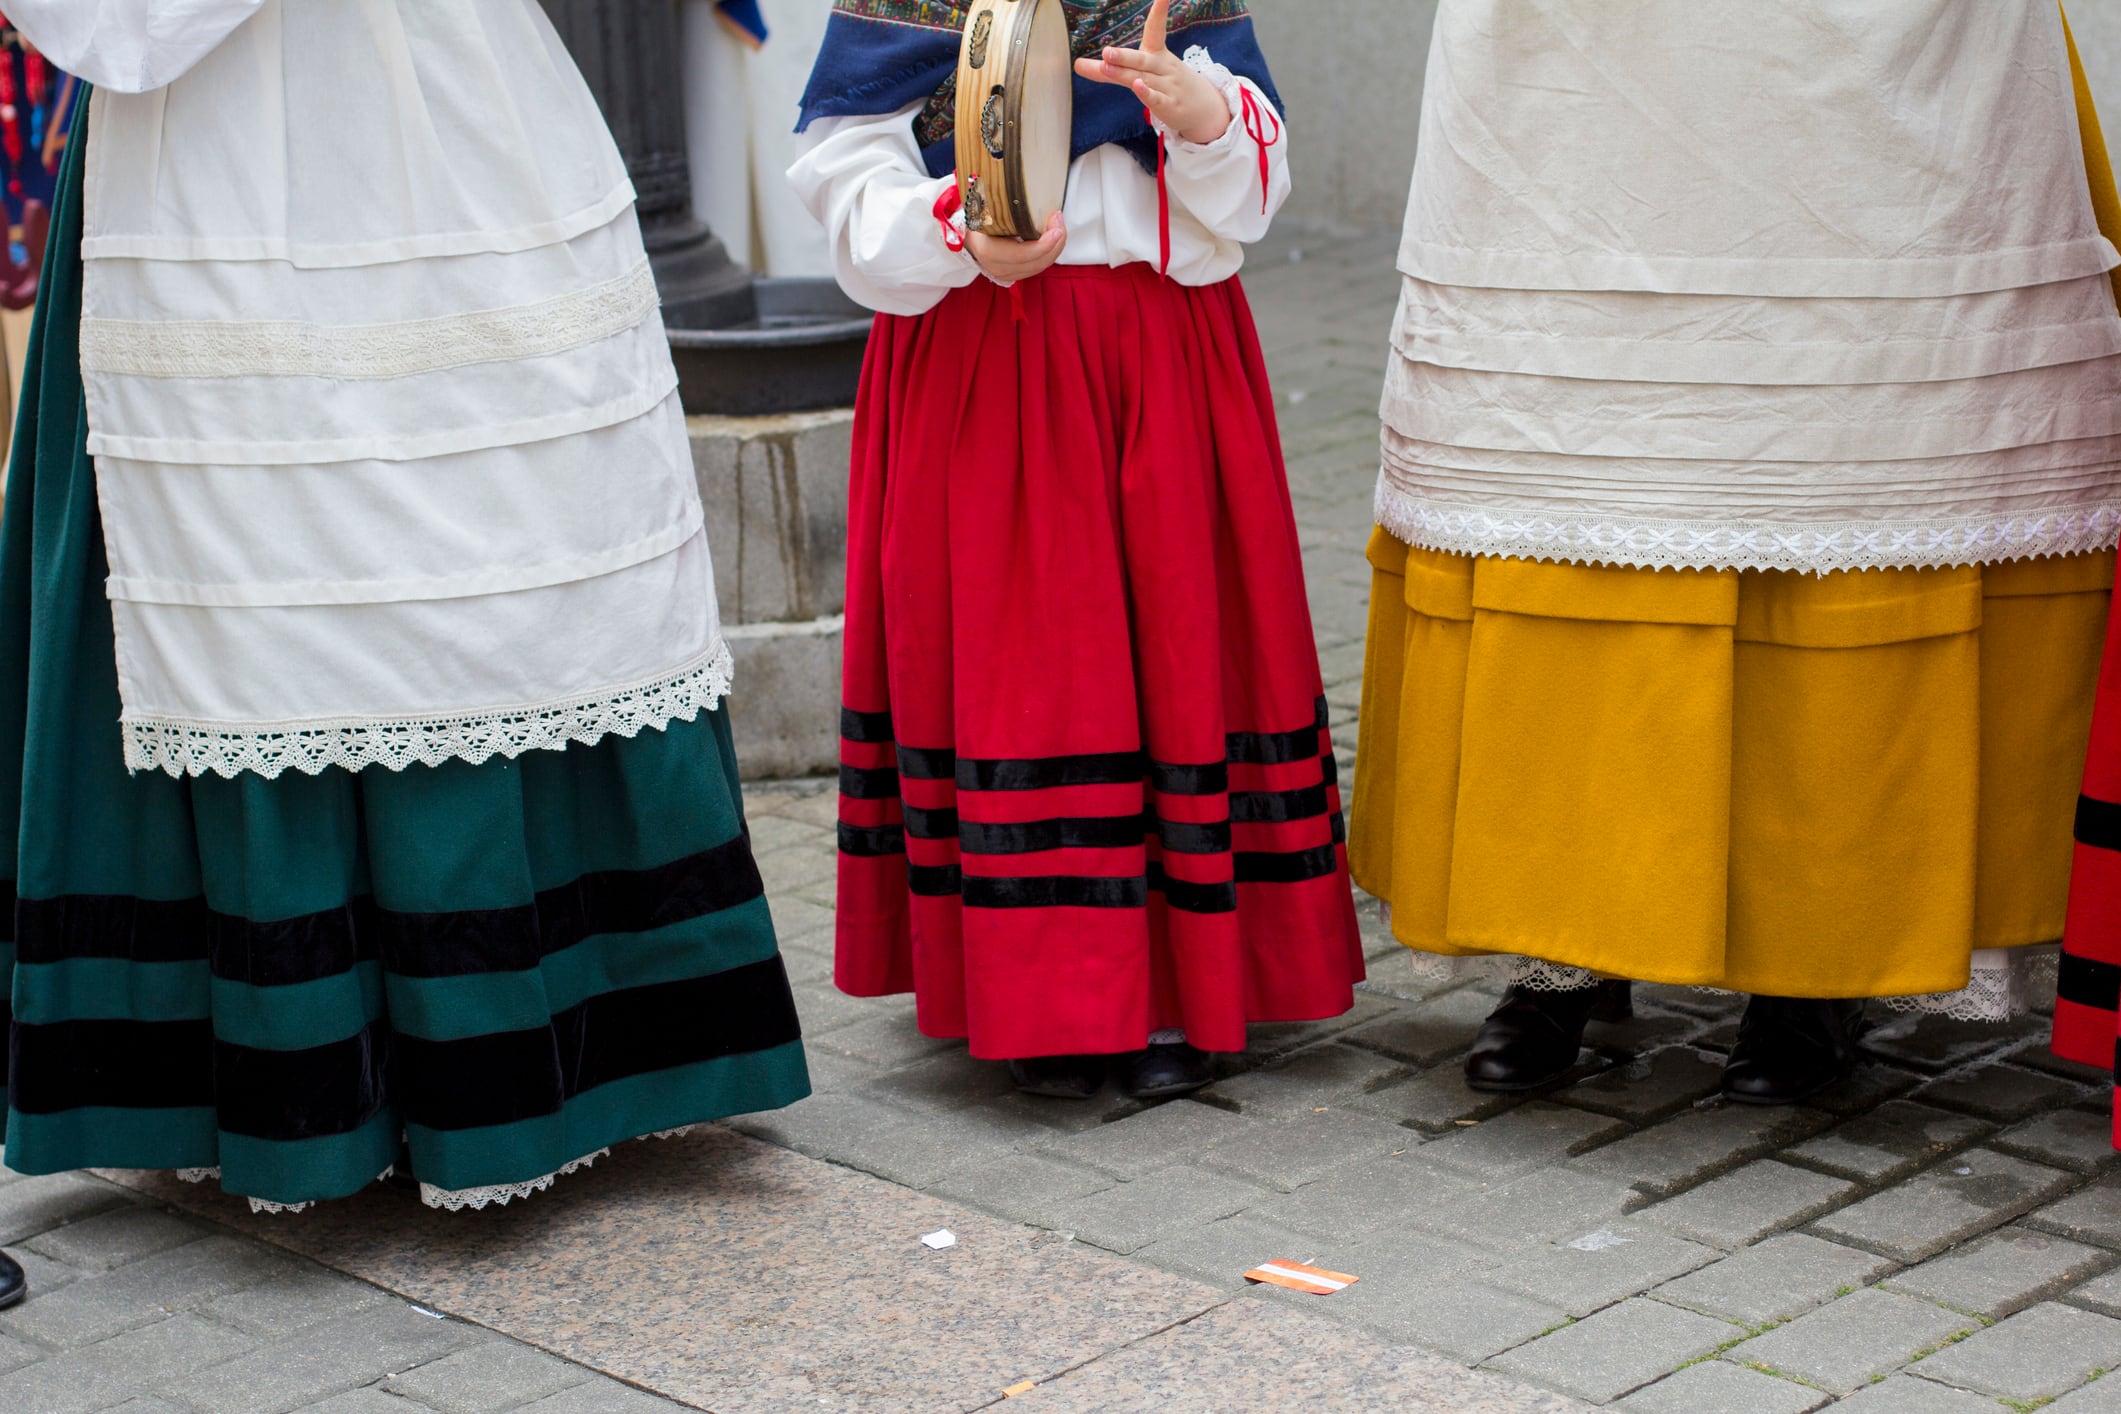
left=2059, top=584, right=2121, bottom=1143
left=834, top=264, right=1364, bottom=1060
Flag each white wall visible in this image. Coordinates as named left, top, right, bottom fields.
left=1248, top=0, right=1438, bottom=230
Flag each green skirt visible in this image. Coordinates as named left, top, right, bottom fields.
left=0, top=98, right=809, bottom=1210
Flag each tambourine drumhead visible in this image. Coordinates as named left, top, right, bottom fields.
left=1015, top=1, right=1071, bottom=230
left=956, top=0, right=1073, bottom=239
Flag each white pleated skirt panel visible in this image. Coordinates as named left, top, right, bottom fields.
left=1401, top=0, right=2112, bottom=298
left=74, top=0, right=733, bottom=779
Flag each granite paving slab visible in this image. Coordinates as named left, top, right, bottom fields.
left=1828, top=1375, right=2009, bottom=1411
left=1652, top=1233, right=1897, bottom=1327
left=1007, top=1297, right=1589, bottom=1412
left=1333, top=1272, right=1573, bottom=1364
left=1572, top=1101, right=1832, bottom=1203
left=1486, top=1297, right=1742, bottom=1404
left=1420, top=1102, right=1631, bottom=1181
left=1485, top=1224, right=1724, bottom=1319
left=1810, top=1148, right=2077, bottom=1262
left=1781, top=1102, right=1993, bottom=1186
left=1728, top=1288, right=1979, bottom=1395
left=1882, top=1226, right=2115, bottom=1319
left=1554, top=1047, right=1726, bottom=1125
left=1993, top=1107, right=2121, bottom=1177
left=2074, top=1265, right=2121, bottom=1318
left=2030, top=1172, right=2121, bottom=1248
left=112, top=1126, right=1579, bottom=1413
left=1907, top=1300, right=2121, bottom=1402
left=1912, top=1064, right=2094, bottom=1123
left=2052, top=1372, right=2121, bottom=1410
left=1634, top=1160, right=1859, bottom=1250
left=1614, top=1360, right=1830, bottom=1414
left=1860, top=1012, right=2041, bottom=1073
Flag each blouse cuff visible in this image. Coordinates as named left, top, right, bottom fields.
left=1156, top=47, right=1248, bottom=154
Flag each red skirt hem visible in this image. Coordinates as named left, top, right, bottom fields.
left=832, top=264, right=1364, bottom=1060
left=2060, top=591, right=2121, bottom=1148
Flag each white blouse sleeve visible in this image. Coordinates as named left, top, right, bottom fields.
left=5, top=0, right=265, bottom=93
left=787, top=105, right=984, bottom=319
left=1158, top=54, right=1292, bottom=246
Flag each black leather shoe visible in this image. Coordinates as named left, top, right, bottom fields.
left=0, top=1249, right=26, bottom=1310
left=1120, top=1042, right=1214, bottom=1099
left=1721, top=995, right=1867, bottom=1106
left=1465, top=981, right=1633, bottom=1093
left=1009, top=1054, right=1107, bottom=1099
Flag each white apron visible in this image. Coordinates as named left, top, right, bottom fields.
left=1377, top=0, right=2121, bottom=573
left=14, top=0, right=728, bottom=779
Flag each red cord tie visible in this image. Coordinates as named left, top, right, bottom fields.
left=1241, top=86, right=1282, bottom=215
left=933, top=182, right=966, bottom=252
left=1147, top=106, right=1171, bottom=280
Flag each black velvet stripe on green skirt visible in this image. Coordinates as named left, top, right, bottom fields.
left=0, top=97, right=810, bottom=1208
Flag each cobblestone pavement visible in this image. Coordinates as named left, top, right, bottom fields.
left=3, top=231, right=2120, bottom=1410
left=0, top=1166, right=693, bottom=1412
left=735, top=229, right=2121, bottom=1410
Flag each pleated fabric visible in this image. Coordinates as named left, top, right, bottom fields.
left=1375, top=2, right=2121, bottom=574
left=1352, top=532, right=2112, bottom=997
left=1351, top=6, right=2121, bottom=1007
left=0, top=100, right=809, bottom=1211
left=77, top=0, right=730, bottom=781
left=836, top=265, right=1364, bottom=1060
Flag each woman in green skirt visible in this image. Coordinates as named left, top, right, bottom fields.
left=0, top=1, right=810, bottom=1216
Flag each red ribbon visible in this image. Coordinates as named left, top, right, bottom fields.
left=1147, top=107, right=1171, bottom=280
left=933, top=182, right=966, bottom=252
left=1241, top=86, right=1283, bottom=215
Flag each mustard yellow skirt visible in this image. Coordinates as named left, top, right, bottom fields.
left=1348, top=533, right=2114, bottom=998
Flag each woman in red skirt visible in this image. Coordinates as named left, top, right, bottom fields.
left=791, top=0, right=1362, bottom=1099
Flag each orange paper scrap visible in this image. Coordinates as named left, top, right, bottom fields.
left=1243, top=1259, right=1358, bottom=1295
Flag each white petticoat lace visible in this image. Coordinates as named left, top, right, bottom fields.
left=175, top=1163, right=392, bottom=1216
left=419, top=1150, right=610, bottom=1213
left=1880, top=946, right=2059, bottom=1023
left=1402, top=943, right=2057, bottom=1023
left=81, top=261, right=660, bottom=382
left=164, top=1127, right=696, bottom=1214
left=413, top=1126, right=697, bottom=1212
left=122, top=641, right=733, bottom=780
left=1407, top=950, right=1602, bottom=994
left=1376, top=482, right=2121, bottom=575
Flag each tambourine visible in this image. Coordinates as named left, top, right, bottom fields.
left=954, top=0, right=1072, bottom=238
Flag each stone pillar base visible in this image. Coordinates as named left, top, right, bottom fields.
left=691, top=408, right=852, bottom=779
left=724, top=615, right=844, bottom=780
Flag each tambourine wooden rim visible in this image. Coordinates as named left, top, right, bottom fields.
left=955, top=0, right=1071, bottom=239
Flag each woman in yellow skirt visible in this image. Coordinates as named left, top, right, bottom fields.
left=1353, top=0, right=2121, bottom=1103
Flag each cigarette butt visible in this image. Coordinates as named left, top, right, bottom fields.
left=1003, top=1380, right=1036, bottom=1397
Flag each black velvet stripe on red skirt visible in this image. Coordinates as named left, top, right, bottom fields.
left=2061, top=585, right=2121, bottom=1153
left=834, top=265, right=1364, bottom=1060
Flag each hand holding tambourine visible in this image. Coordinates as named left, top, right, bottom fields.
left=1074, top=0, right=1233, bottom=146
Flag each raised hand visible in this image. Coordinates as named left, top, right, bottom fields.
left=1071, top=0, right=1232, bottom=146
